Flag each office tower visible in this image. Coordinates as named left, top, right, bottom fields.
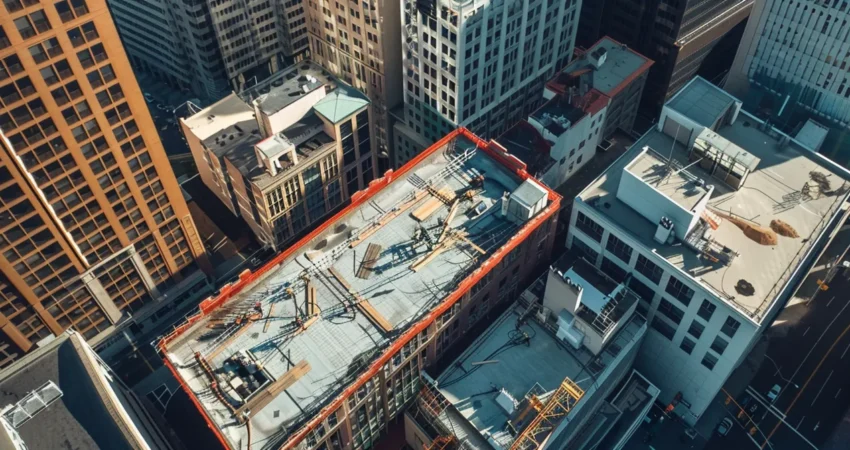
left=306, top=0, right=403, bottom=170
left=108, top=0, right=310, bottom=101
left=158, top=128, right=561, bottom=450
left=406, top=256, right=659, bottom=449
left=0, top=0, right=209, bottom=367
left=726, top=0, right=850, bottom=148
left=498, top=37, right=653, bottom=188
left=392, top=0, right=581, bottom=168
left=568, top=76, right=850, bottom=423
left=577, top=0, right=752, bottom=118
left=0, top=330, right=174, bottom=449
left=181, top=61, right=375, bottom=250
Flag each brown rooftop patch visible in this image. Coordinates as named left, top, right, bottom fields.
left=770, top=219, right=799, bottom=238
left=713, top=210, right=778, bottom=246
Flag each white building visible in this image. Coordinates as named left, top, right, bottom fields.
left=404, top=256, right=658, bottom=449
left=726, top=0, right=850, bottom=133
left=568, top=76, right=850, bottom=423
left=392, top=0, right=582, bottom=168
left=497, top=37, right=652, bottom=188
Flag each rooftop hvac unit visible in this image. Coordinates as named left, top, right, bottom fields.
left=654, top=217, right=675, bottom=245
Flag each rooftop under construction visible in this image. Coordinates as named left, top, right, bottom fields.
left=158, top=129, right=559, bottom=449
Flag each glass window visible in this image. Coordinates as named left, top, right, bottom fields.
left=665, top=276, right=694, bottom=306
left=721, top=316, right=740, bottom=338
left=606, top=234, right=633, bottom=263
left=651, top=317, right=675, bottom=340
left=680, top=336, right=695, bottom=355
left=711, top=336, right=728, bottom=355
left=576, top=211, right=603, bottom=242
left=698, top=300, right=716, bottom=321
left=571, top=237, right=598, bottom=264
left=657, top=299, right=684, bottom=324
left=628, top=276, right=654, bottom=303
left=687, top=320, right=704, bottom=339
left=701, top=352, right=718, bottom=370
left=636, top=254, right=662, bottom=284
left=601, top=257, right=627, bottom=283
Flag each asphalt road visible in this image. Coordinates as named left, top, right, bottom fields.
left=705, top=233, right=850, bottom=450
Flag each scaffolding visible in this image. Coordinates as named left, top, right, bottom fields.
left=509, top=377, right=585, bottom=450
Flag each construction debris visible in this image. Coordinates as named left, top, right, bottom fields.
left=712, top=210, right=777, bottom=246
left=735, top=279, right=755, bottom=296
left=770, top=219, right=799, bottom=238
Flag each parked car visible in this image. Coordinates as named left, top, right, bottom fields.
left=767, top=384, right=781, bottom=402
left=717, top=417, right=733, bottom=436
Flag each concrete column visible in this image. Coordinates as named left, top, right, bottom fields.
left=129, top=247, right=161, bottom=300
left=81, top=271, right=124, bottom=325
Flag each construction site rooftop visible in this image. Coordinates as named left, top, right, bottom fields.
left=578, top=77, right=850, bottom=323
left=159, top=129, right=559, bottom=450
left=548, top=37, right=653, bottom=98
left=432, top=304, right=646, bottom=449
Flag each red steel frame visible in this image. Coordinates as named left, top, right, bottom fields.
left=157, top=127, right=562, bottom=449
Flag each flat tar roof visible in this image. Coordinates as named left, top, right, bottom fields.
left=579, top=79, right=850, bottom=322
left=552, top=37, right=653, bottom=97
left=160, top=129, right=560, bottom=449
left=435, top=305, right=645, bottom=449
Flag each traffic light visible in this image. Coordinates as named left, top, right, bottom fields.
left=749, top=427, right=757, bottom=435
left=738, top=410, right=745, bottom=419
left=725, top=396, right=732, bottom=405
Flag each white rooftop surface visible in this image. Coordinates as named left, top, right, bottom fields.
left=435, top=305, right=645, bottom=449
left=579, top=84, right=850, bottom=322
left=181, top=93, right=255, bottom=141
left=165, top=136, right=554, bottom=449
left=625, top=149, right=710, bottom=212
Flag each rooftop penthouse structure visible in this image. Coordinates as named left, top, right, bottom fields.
left=568, top=76, right=850, bottom=422
left=158, top=128, right=562, bottom=449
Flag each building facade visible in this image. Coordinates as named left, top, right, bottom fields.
left=567, top=76, right=850, bottom=423
left=182, top=62, right=376, bottom=250
left=108, top=0, right=310, bottom=101
left=577, top=0, right=753, bottom=118
left=306, top=0, right=403, bottom=170
left=392, top=0, right=581, bottom=168
left=0, top=0, right=210, bottom=367
left=159, top=128, right=562, bottom=450
left=726, top=0, right=850, bottom=132
left=498, top=37, right=652, bottom=189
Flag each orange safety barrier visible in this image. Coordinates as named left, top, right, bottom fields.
left=156, top=127, right=562, bottom=450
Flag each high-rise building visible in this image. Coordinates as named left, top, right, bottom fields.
left=404, top=256, right=659, bottom=449
left=0, top=330, right=175, bottom=449
left=306, top=0, right=403, bottom=169
left=107, top=0, right=310, bottom=101
left=497, top=37, right=653, bottom=188
left=568, top=76, right=850, bottom=423
left=0, top=0, right=210, bottom=367
left=577, top=0, right=753, bottom=118
left=725, top=0, right=850, bottom=150
left=392, top=0, right=581, bottom=168
left=181, top=61, right=376, bottom=250
left=158, top=127, right=561, bottom=450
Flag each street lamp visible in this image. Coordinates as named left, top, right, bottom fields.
left=765, top=355, right=799, bottom=388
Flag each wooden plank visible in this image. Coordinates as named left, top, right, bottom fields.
left=437, top=199, right=461, bottom=243
left=328, top=267, right=393, bottom=333
left=356, top=243, right=382, bottom=279
left=206, top=322, right=253, bottom=360
left=351, top=190, right=429, bottom=247
left=305, top=282, right=318, bottom=317
left=355, top=298, right=393, bottom=333
left=263, top=303, right=275, bottom=333
left=235, top=360, right=311, bottom=419
left=410, top=236, right=458, bottom=272
left=412, top=186, right=456, bottom=221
